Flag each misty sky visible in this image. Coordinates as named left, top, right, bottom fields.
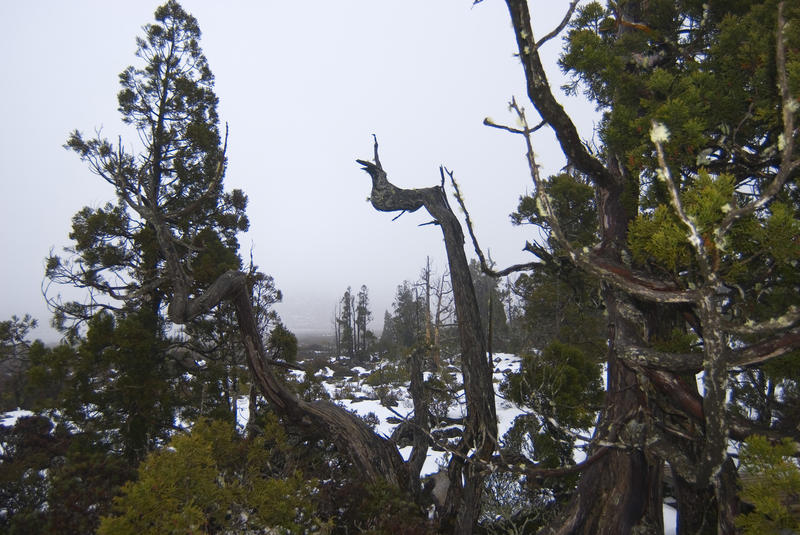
left=0, top=1, right=596, bottom=342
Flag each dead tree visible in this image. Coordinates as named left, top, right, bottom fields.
left=358, top=138, right=498, bottom=534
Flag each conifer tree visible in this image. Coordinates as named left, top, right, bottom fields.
left=355, top=284, right=372, bottom=358
left=50, top=0, right=248, bottom=331
left=0, top=314, right=38, bottom=410
left=481, top=0, right=800, bottom=531
left=337, top=287, right=355, bottom=358
left=42, top=0, right=273, bottom=460
left=55, top=2, right=409, bottom=512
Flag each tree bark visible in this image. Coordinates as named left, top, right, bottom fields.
left=165, top=269, right=409, bottom=486
left=140, top=202, right=409, bottom=490
left=407, top=345, right=429, bottom=498
left=540, top=286, right=665, bottom=535
left=358, top=140, right=497, bottom=534
left=671, top=457, right=739, bottom=535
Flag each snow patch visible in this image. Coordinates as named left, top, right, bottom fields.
left=0, top=409, right=35, bottom=427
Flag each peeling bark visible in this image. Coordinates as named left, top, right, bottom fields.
left=500, top=0, right=797, bottom=532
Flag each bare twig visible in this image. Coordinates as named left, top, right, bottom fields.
left=534, top=0, right=579, bottom=51
left=446, top=161, right=542, bottom=278
left=483, top=117, right=547, bottom=135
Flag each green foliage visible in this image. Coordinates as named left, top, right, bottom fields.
left=337, top=287, right=356, bottom=358
left=0, top=314, right=38, bottom=411
left=363, top=362, right=410, bottom=387
left=99, top=416, right=319, bottom=535
left=354, top=480, right=431, bottom=534
left=495, top=340, right=604, bottom=514
left=681, top=171, right=736, bottom=234
left=628, top=205, right=691, bottom=272
left=503, top=341, right=603, bottom=432
left=628, top=170, right=738, bottom=273
left=268, top=321, right=299, bottom=362
left=760, top=202, right=800, bottom=267
left=355, top=285, right=374, bottom=359
left=293, top=370, right=332, bottom=403
left=190, top=228, right=241, bottom=286
left=562, top=0, right=800, bottom=179
left=0, top=314, right=37, bottom=349
left=381, top=281, right=426, bottom=352
left=512, top=267, right=605, bottom=357
left=510, top=171, right=604, bottom=354
left=0, top=415, right=135, bottom=534
left=498, top=341, right=604, bottom=513
left=99, top=429, right=226, bottom=534
left=512, top=173, right=597, bottom=248
left=0, top=416, right=66, bottom=533
left=37, top=310, right=181, bottom=461
left=424, top=372, right=459, bottom=421
left=650, top=328, right=699, bottom=354
left=737, top=435, right=800, bottom=534
left=320, top=479, right=431, bottom=535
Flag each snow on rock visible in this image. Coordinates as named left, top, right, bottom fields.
left=324, top=353, right=526, bottom=477
left=0, top=409, right=35, bottom=427
left=351, top=366, right=369, bottom=377
left=316, top=366, right=335, bottom=378
left=335, top=398, right=400, bottom=438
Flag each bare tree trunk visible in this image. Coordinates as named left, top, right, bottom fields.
left=407, top=345, right=429, bottom=497
left=423, top=256, right=433, bottom=346
left=350, top=293, right=357, bottom=358
left=433, top=271, right=451, bottom=371
left=233, top=274, right=409, bottom=485
left=358, top=140, right=497, bottom=534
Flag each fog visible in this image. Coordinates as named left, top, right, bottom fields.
left=0, top=1, right=595, bottom=342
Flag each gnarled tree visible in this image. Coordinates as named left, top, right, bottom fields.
left=358, top=139, right=498, bottom=532
left=61, top=0, right=407, bottom=499
left=470, top=1, right=800, bottom=533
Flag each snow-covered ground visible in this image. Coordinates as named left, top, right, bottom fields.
left=2, top=352, right=677, bottom=533
left=278, top=351, right=677, bottom=534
